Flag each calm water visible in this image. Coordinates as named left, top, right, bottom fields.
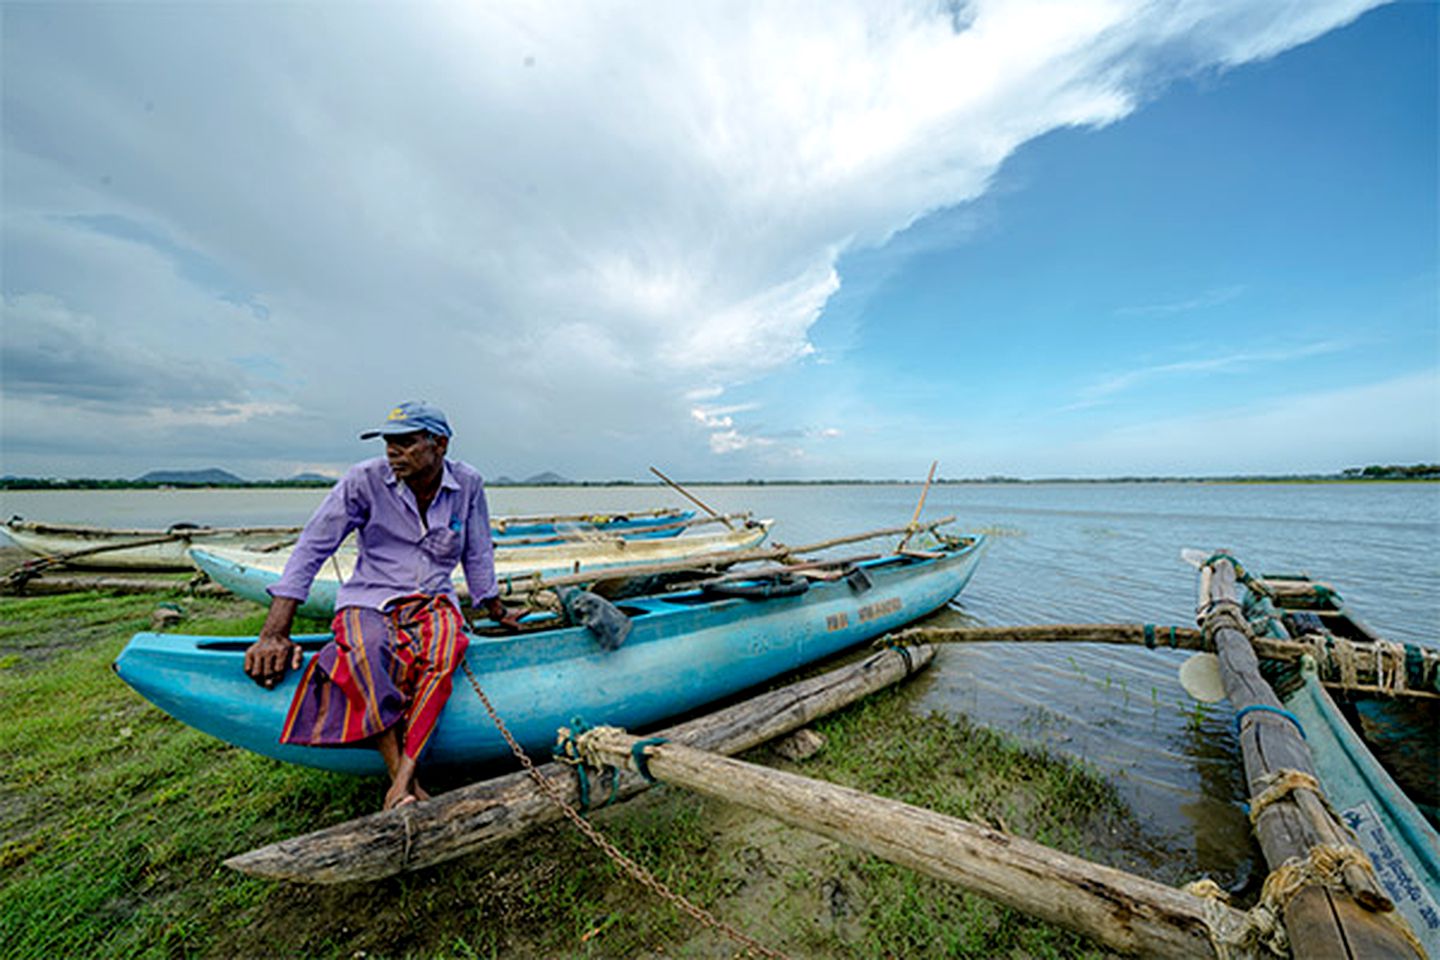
left=4, top=481, right=1437, bottom=886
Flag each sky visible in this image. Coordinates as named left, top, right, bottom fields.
left=2, top=0, right=1436, bottom=481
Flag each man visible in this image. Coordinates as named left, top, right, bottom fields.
left=243, top=400, right=519, bottom=810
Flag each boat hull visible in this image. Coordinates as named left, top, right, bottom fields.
left=114, top=536, right=985, bottom=774
left=1282, top=661, right=1440, bottom=954
left=1, top=523, right=296, bottom=571
left=1, top=510, right=695, bottom=570
left=189, top=522, right=773, bottom=618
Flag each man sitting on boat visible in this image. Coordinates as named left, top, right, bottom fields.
left=243, top=400, right=519, bottom=810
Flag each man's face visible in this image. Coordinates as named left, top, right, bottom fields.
left=385, top=431, right=446, bottom=482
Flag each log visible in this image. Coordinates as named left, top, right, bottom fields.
left=225, top=643, right=935, bottom=883
left=1201, top=558, right=1420, bottom=958
left=576, top=730, right=1248, bottom=958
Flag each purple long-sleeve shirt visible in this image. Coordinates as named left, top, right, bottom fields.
left=267, top=457, right=499, bottom=613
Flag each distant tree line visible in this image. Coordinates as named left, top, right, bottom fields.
left=1340, top=464, right=1440, bottom=480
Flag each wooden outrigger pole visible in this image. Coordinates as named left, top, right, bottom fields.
left=574, top=729, right=1251, bottom=958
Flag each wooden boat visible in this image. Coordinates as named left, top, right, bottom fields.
left=113, top=529, right=986, bottom=775
left=1236, top=569, right=1440, bottom=954
left=1, top=519, right=304, bottom=572
left=189, top=520, right=774, bottom=618
left=1, top=509, right=701, bottom=572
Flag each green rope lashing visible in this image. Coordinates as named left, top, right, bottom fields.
left=554, top=715, right=597, bottom=813
left=631, top=737, right=670, bottom=782
left=1142, top=625, right=1180, bottom=650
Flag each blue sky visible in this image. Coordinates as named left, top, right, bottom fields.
left=2, top=0, right=1435, bottom=480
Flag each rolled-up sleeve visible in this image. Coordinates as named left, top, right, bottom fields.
left=460, top=480, right=498, bottom=605
left=268, top=471, right=367, bottom=602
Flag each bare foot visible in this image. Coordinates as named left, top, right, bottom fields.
left=413, top=781, right=432, bottom=803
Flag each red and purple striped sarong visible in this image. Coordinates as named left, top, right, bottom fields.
left=279, top=595, right=469, bottom=761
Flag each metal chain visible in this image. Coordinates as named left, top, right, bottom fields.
left=460, top=660, right=790, bottom=960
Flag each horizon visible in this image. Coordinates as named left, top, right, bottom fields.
left=4, top=462, right=1435, bottom=486
left=3, top=2, right=1436, bottom=481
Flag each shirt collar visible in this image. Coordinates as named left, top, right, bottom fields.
left=439, top=459, right=460, bottom=491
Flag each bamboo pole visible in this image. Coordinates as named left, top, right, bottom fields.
left=649, top=466, right=734, bottom=529
left=492, top=511, right=752, bottom=547
left=491, top=506, right=684, bottom=528
left=1200, top=557, right=1419, bottom=958
left=494, top=517, right=960, bottom=599
left=225, top=643, right=935, bottom=883
left=896, top=460, right=938, bottom=551
left=890, top=625, right=1440, bottom=703
left=4, top=520, right=303, bottom=538
left=576, top=729, right=1248, bottom=958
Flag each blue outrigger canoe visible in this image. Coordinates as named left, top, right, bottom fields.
left=489, top=509, right=695, bottom=544
left=115, top=531, right=985, bottom=775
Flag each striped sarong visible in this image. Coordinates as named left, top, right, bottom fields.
left=280, top=594, right=469, bottom=761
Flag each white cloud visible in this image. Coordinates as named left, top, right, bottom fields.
left=1069, top=340, right=1353, bottom=408
left=1, top=0, right=1385, bottom=477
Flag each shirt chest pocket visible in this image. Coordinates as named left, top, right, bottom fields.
left=419, top=522, right=463, bottom=568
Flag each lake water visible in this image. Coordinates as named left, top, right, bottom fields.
left=4, top=481, right=1437, bottom=887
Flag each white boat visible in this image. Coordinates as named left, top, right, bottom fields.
left=190, top=520, right=774, bottom=617
left=1, top=508, right=716, bottom=572
left=1, top=519, right=303, bottom=572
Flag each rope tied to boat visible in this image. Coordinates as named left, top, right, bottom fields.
left=553, top=718, right=620, bottom=813
left=459, top=661, right=791, bottom=959
left=870, top=635, right=917, bottom=673
left=1203, top=553, right=1273, bottom=598
left=1233, top=705, right=1306, bottom=741
left=629, top=737, right=670, bottom=783
left=1142, top=623, right=1182, bottom=650
left=1182, top=878, right=1289, bottom=959
left=1202, top=601, right=1254, bottom=645
left=1246, top=769, right=1324, bottom=824
left=1257, top=843, right=1425, bottom=955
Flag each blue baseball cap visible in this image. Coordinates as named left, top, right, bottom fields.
left=360, top=401, right=453, bottom=439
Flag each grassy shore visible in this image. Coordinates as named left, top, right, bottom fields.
left=1, top=587, right=1161, bottom=958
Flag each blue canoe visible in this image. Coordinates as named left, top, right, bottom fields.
left=115, top=531, right=986, bottom=775
left=489, top=509, right=695, bottom=544
left=1243, top=572, right=1440, bottom=953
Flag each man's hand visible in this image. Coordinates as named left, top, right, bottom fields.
left=244, top=597, right=303, bottom=688
left=482, top=596, right=522, bottom=632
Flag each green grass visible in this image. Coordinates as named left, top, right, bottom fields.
left=1, top=590, right=1145, bottom=958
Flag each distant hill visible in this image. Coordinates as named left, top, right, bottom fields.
left=523, top=471, right=571, bottom=485
left=134, top=468, right=246, bottom=485
left=287, top=473, right=339, bottom=484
